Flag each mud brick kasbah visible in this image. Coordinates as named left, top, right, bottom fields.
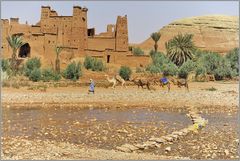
left=1, top=6, right=151, bottom=68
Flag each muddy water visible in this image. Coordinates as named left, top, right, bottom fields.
left=2, top=107, right=191, bottom=136
left=2, top=107, right=237, bottom=150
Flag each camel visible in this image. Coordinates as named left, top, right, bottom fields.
left=104, top=74, right=126, bottom=88
left=170, top=77, right=189, bottom=91
left=130, top=76, right=151, bottom=90
left=115, top=75, right=126, bottom=88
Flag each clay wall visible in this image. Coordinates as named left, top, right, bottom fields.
left=115, top=15, right=128, bottom=51
left=87, top=37, right=115, bottom=51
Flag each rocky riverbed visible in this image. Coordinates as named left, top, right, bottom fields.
left=1, top=81, right=239, bottom=159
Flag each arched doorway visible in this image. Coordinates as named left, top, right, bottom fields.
left=18, top=43, right=31, bottom=58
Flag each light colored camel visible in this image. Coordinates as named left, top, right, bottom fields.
left=104, top=74, right=126, bottom=88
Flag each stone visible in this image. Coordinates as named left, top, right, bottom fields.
left=165, top=146, right=171, bottom=152
left=116, top=146, right=132, bottom=153
left=134, top=144, right=145, bottom=150
left=122, top=144, right=139, bottom=151
left=224, top=149, right=230, bottom=156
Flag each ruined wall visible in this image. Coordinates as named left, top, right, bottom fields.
left=87, top=37, right=115, bottom=51
left=72, top=6, right=88, bottom=53
left=115, top=15, right=128, bottom=51
left=1, top=5, right=148, bottom=68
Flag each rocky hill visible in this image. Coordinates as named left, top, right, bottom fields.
left=136, top=15, right=239, bottom=54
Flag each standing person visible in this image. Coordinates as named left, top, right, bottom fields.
left=88, top=79, right=95, bottom=94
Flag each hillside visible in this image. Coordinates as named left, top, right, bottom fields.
left=135, top=15, right=239, bottom=54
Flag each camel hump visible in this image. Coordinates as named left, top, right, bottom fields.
left=115, top=75, right=124, bottom=82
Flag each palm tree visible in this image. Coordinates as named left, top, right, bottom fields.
left=55, top=46, right=63, bottom=73
left=6, top=35, right=25, bottom=73
left=151, top=32, right=161, bottom=52
left=165, top=33, right=195, bottom=66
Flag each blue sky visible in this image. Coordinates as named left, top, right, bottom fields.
left=1, top=1, right=239, bottom=43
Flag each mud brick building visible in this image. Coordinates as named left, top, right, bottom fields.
left=1, top=6, right=150, bottom=68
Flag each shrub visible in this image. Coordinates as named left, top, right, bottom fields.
left=1, top=59, right=10, bottom=72
left=42, top=68, right=61, bottom=82
left=29, top=68, right=42, bottom=82
left=63, top=61, right=82, bottom=81
left=119, top=66, right=132, bottom=80
left=84, top=56, right=93, bottom=70
left=225, top=48, right=239, bottom=74
left=146, top=64, right=161, bottom=74
left=162, top=63, right=178, bottom=76
left=146, top=51, right=178, bottom=75
left=197, top=52, right=232, bottom=80
left=132, top=47, right=144, bottom=56
left=92, top=58, right=105, bottom=71
left=195, top=64, right=207, bottom=76
left=178, top=60, right=196, bottom=78
left=84, top=56, right=105, bottom=71
left=24, top=57, right=41, bottom=76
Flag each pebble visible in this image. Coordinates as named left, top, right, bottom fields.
left=165, top=146, right=171, bottom=152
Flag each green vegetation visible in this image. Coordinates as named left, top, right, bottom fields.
left=204, top=87, right=217, bottom=91
left=165, top=33, right=195, bottom=66
left=146, top=51, right=178, bottom=76
left=151, top=32, right=161, bottom=52
left=6, top=35, right=25, bottom=74
left=1, top=59, right=10, bottom=72
left=84, top=56, right=105, bottom=71
left=29, top=68, right=42, bottom=82
left=119, top=66, right=132, bottom=80
left=24, top=57, right=41, bottom=77
left=178, top=60, right=196, bottom=78
left=225, top=48, right=239, bottom=77
left=42, top=68, right=61, bottom=82
left=63, top=61, right=82, bottom=81
left=132, top=47, right=144, bottom=56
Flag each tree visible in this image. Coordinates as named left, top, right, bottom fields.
left=6, top=35, right=25, bottom=74
left=151, top=32, right=161, bottom=52
left=165, top=33, right=195, bottom=66
left=55, top=46, right=63, bottom=74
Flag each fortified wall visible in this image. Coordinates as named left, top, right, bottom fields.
left=1, top=6, right=150, bottom=68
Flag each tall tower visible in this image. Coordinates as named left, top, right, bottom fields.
left=40, top=6, right=51, bottom=32
left=115, top=15, right=128, bottom=51
left=72, top=6, right=88, bottom=53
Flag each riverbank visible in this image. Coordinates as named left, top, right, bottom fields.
left=2, top=81, right=238, bottom=114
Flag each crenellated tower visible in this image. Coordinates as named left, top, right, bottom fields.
left=71, top=6, right=88, bottom=53
left=115, top=15, right=128, bottom=51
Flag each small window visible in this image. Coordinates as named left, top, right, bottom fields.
left=48, top=40, right=50, bottom=44
left=82, top=17, right=85, bottom=21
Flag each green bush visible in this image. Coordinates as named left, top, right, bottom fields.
left=119, top=66, right=132, bottom=80
left=146, top=64, right=161, bottom=74
left=132, top=47, right=144, bottom=56
left=195, top=64, right=207, bottom=76
left=225, top=48, right=239, bottom=74
left=162, top=63, right=178, bottom=76
left=63, top=61, right=82, bottom=81
left=24, top=57, right=41, bottom=76
left=1, top=59, right=10, bottom=72
left=42, top=68, right=61, bottom=82
left=29, top=68, right=42, bottom=82
left=84, top=56, right=105, bottom=71
left=196, top=52, right=233, bottom=80
left=178, top=60, right=196, bottom=78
